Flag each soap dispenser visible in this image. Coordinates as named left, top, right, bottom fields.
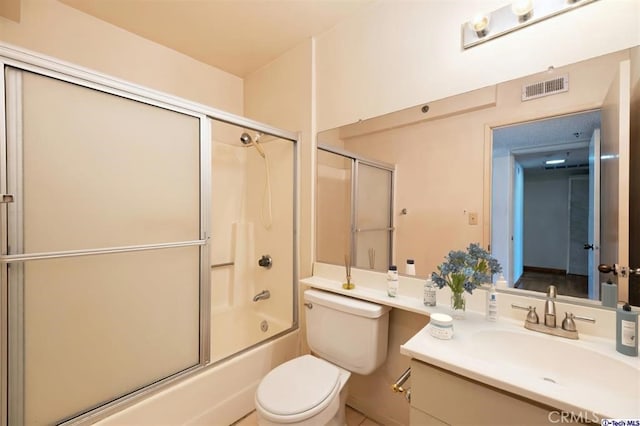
left=616, top=303, right=638, bottom=357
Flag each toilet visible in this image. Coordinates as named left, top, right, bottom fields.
left=255, top=289, right=390, bottom=426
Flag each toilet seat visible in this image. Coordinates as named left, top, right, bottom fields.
left=255, top=355, right=341, bottom=423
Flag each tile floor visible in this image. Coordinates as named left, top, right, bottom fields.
left=233, top=405, right=381, bottom=426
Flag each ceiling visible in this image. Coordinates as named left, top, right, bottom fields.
left=59, top=0, right=373, bottom=77
left=493, top=110, right=601, bottom=170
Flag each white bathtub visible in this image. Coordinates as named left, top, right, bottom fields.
left=211, top=306, right=291, bottom=363
left=95, top=330, right=299, bottom=426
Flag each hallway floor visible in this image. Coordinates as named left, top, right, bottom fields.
left=233, top=405, right=382, bottom=426
left=514, top=270, right=588, bottom=298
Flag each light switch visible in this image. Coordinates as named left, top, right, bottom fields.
left=468, top=212, right=478, bottom=225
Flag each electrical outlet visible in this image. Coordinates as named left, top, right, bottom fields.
left=468, top=212, right=478, bottom=225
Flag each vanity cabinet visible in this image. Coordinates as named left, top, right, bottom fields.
left=409, top=359, right=556, bottom=425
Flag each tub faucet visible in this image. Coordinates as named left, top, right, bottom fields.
left=253, top=290, right=270, bottom=302
left=544, top=285, right=557, bottom=328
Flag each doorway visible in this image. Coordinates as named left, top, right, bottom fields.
left=491, top=110, right=601, bottom=299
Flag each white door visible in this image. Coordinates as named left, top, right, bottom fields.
left=600, top=60, right=631, bottom=302
left=512, top=160, right=524, bottom=283
left=588, top=129, right=601, bottom=299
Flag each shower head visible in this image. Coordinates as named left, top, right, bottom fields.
left=240, top=132, right=266, bottom=158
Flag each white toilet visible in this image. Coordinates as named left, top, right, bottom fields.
left=255, top=289, right=391, bottom=426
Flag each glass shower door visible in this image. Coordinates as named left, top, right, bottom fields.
left=3, top=67, right=206, bottom=425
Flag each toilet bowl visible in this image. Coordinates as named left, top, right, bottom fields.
left=255, top=355, right=350, bottom=426
left=255, top=289, right=390, bottom=426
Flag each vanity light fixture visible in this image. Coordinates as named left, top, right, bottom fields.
left=462, top=0, right=598, bottom=49
left=545, top=159, right=566, bottom=165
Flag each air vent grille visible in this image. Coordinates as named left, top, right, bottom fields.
left=522, top=75, right=569, bottom=101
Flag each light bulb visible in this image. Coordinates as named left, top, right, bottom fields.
left=512, top=0, right=534, bottom=21
left=469, top=13, right=490, bottom=37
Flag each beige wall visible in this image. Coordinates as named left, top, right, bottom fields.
left=0, top=0, right=242, bottom=114
left=316, top=0, right=640, bottom=131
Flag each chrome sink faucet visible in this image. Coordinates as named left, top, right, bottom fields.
left=511, top=284, right=595, bottom=340
left=544, top=285, right=557, bottom=328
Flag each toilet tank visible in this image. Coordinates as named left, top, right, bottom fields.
left=304, top=289, right=390, bottom=375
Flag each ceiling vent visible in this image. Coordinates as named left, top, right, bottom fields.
left=522, top=75, right=569, bottom=101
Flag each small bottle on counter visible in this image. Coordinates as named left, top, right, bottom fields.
left=616, top=303, right=638, bottom=357
left=602, top=280, right=618, bottom=308
left=496, top=274, right=508, bottom=289
left=424, top=278, right=437, bottom=306
left=405, top=259, right=416, bottom=276
left=387, top=265, right=399, bottom=297
left=486, top=281, right=498, bottom=321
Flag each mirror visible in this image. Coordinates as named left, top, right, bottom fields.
left=316, top=46, right=639, bottom=307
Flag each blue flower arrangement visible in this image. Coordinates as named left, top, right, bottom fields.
left=431, top=243, right=502, bottom=312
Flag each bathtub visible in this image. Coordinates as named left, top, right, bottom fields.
left=211, top=306, right=292, bottom=363
left=95, top=329, right=299, bottom=426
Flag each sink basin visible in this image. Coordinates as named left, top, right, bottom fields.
left=462, top=328, right=640, bottom=418
left=470, top=329, right=639, bottom=392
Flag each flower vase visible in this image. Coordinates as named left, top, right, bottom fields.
left=450, top=291, right=466, bottom=319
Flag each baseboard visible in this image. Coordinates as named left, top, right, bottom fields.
left=523, top=266, right=566, bottom=275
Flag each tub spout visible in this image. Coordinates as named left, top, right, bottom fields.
left=253, top=290, right=270, bottom=302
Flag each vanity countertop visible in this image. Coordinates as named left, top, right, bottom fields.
left=400, top=312, right=640, bottom=420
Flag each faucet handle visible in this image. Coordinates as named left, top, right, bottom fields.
left=511, top=304, right=539, bottom=324
left=562, top=312, right=596, bottom=331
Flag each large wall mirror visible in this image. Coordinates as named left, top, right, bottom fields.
left=316, top=46, right=639, bottom=308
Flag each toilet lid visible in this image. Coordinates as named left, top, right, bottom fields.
left=256, top=355, right=340, bottom=416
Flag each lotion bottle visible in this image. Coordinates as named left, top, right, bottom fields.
left=387, top=265, right=399, bottom=297
left=496, top=274, right=508, bottom=289
left=616, top=303, right=638, bottom=357
left=423, top=278, right=437, bottom=306
left=405, top=259, right=416, bottom=276
left=486, top=281, right=498, bottom=321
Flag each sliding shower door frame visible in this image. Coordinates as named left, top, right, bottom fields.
left=0, top=42, right=299, bottom=426
left=317, top=144, right=396, bottom=270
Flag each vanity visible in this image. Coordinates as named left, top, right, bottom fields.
left=302, top=263, right=640, bottom=425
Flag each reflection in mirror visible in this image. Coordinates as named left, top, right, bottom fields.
left=316, top=146, right=394, bottom=272
left=491, top=111, right=601, bottom=301
left=316, top=46, right=639, bottom=307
